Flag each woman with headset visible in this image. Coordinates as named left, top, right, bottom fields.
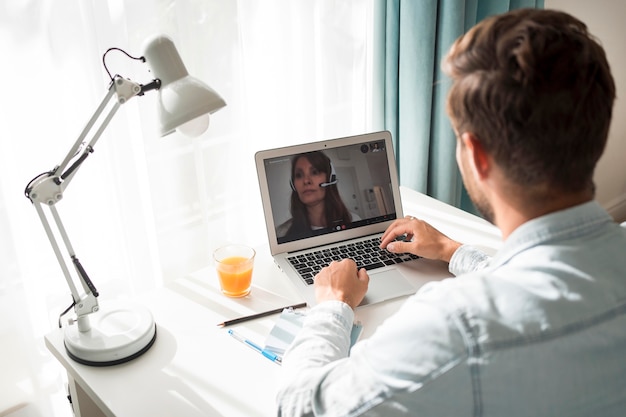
left=277, top=151, right=358, bottom=241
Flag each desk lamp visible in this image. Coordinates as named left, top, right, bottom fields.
left=24, top=35, right=226, bottom=366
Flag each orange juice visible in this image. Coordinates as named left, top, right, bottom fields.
left=216, top=255, right=253, bottom=297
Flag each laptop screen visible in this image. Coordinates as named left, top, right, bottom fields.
left=256, top=131, right=403, bottom=254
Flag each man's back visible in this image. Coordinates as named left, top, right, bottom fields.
left=450, top=203, right=625, bottom=415
left=357, top=202, right=626, bottom=416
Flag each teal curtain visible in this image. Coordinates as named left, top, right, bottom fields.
left=378, top=0, right=544, bottom=215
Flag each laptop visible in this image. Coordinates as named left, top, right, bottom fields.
left=255, top=130, right=446, bottom=307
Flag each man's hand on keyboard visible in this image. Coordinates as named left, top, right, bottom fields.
left=380, top=215, right=462, bottom=263
left=314, top=259, right=369, bottom=309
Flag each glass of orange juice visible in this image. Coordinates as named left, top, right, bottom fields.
left=213, top=244, right=255, bottom=297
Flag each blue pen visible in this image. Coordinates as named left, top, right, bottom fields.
left=228, top=329, right=282, bottom=365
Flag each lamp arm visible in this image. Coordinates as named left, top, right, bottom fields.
left=57, top=77, right=143, bottom=191
left=25, top=76, right=144, bottom=330
left=53, top=84, right=117, bottom=182
left=32, top=201, right=99, bottom=324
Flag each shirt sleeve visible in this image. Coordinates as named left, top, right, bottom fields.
left=448, top=244, right=491, bottom=276
left=277, top=300, right=355, bottom=416
left=282, top=300, right=354, bottom=368
left=276, top=292, right=471, bottom=416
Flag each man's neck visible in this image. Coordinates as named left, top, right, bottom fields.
left=492, top=185, right=594, bottom=240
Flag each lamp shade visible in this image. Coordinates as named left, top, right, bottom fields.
left=143, top=35, right=226, bottom=137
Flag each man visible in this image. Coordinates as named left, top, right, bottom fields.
left=276, top=8, right=626, bottom=417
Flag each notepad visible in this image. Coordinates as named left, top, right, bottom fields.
left=264, top=308, right=363, bottom=356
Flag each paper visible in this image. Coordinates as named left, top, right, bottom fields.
left=264, top=308, right=362, bottom=355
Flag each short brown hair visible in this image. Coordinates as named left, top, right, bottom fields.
left=443, top=8, right=615, bottom=193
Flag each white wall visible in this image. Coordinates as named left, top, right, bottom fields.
left=545, top=0, right=626, bottom=222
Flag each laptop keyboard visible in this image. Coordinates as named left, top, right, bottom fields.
left=286, top=237, right=420, bottom=285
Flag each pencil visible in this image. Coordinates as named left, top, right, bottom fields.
left=216, top=302, right=308, bottom=327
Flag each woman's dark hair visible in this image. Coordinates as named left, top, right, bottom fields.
left=285, top=151, right=352, bottom=239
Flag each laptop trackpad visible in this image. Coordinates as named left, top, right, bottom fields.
left=359, top=269, right=416, bottom=307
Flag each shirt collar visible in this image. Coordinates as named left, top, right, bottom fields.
left=491, top=201, right=613, bottom=268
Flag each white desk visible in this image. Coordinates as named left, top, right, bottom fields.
left=45, top=187, right=501, bottom=417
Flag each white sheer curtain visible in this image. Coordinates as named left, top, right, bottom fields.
left=0, top=0, right=374, bottom=414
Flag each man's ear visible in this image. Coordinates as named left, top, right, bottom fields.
left=460, top=132, right=490, bottom=180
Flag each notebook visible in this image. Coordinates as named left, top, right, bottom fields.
left=255, top=130, right=431, bottom=307
left=264, top=308, right=362, bottom=358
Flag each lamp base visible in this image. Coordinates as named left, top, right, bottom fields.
left=64, top=303, right=157, bottom=366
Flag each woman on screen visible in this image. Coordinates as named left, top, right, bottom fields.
left=277, top=151, right=356, bottom=241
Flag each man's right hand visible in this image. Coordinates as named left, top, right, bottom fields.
left=314, top=259, right=369, bottom=310
left=380, top=216, right=462, bottom=263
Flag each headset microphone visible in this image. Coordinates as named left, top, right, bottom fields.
left=319, top=161, right=338, bottom=187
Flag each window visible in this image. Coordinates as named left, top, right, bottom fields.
left=0, top=2, right=374, bottom=413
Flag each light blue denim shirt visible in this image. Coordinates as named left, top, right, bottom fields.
left=277, top=201, right=626, bottom=416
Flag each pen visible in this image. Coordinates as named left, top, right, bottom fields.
left=227, top=329, right=282, bottom=365
left=216, top=302, right=307, bottom=327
